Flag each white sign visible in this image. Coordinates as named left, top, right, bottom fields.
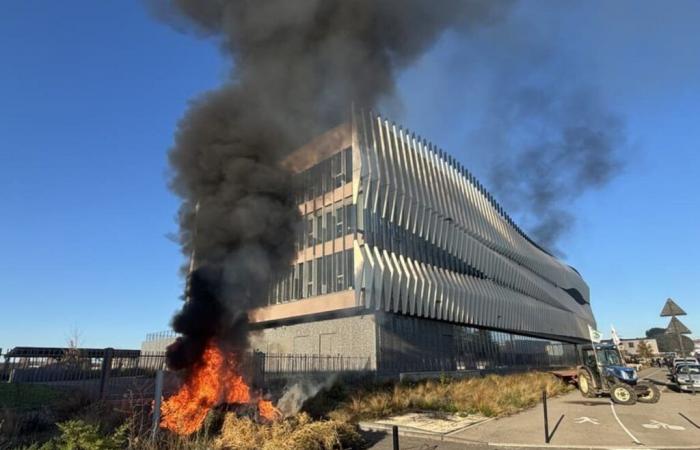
left=574, top=416, right=600, bottom=425
left=642, top=420, right=685, bottom=431
left=588, top=325, right=603, bottom=343
left=611, top=325, right=621, bottom=346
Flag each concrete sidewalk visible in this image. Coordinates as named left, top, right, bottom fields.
left=364, top=368, right=700, bottom=449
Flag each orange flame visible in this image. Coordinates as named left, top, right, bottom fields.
left=160, top=341, right=276, bottom=435
left=257, top=399, right=282, bottom=421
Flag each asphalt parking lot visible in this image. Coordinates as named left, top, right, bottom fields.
left=367, top=368, right=700, bottom=449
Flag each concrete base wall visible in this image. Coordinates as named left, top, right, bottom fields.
left=249, top=313, right=378, bottom=369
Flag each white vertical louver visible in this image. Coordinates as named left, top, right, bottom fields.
left=353, top=110, right=595, bottom=342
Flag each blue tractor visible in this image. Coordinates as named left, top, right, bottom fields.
left=577, top=343, right=660, bottom=405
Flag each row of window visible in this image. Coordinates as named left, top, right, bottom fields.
left=293, top=147, right=353, bottom=204
left=377, top=314, right=578, bottom=373
left=364, top=210, right=485, bottom=279
left=267, top=250, right=354, bottom=304
left=295, top=199, right=356, bottom=250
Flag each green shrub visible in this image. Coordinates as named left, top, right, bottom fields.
left=36, top=419, right=128, bottom=450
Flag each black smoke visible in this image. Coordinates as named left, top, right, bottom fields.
left=479, top=86, right=625, bottom=255
left=462, top=16, right=627, bottom=256
left=150, top=0, right=514, bottom=370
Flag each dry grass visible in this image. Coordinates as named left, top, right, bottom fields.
left=215, top=412, right=363, bottom=450
left=328, top=372, right=572, bottom=422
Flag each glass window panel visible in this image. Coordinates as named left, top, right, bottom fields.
left=345, top=202, right=355, bottom=234
left=335, top=202, right=343, bottom=239
left=306, top=216, right=314, bottom=247
left=335, top=252, right=344, bottom=291
left=345, top=249, right=353, bottom=288
left=325, top=159, right=332, bottom=194
left=316, top=257, right=322, bottom=295
left=307, top=259, right=314, bottom=297
left=325, top=212, right=333, bottom=242
left=298, top=263, right=304, bottom=299
left=328, top=254, right=334, bottom=294
left=332, top=152, right=343, bottom=188
left=345, top=147, right=353, bottom=183
left=316, top=210, right=322, bottom=245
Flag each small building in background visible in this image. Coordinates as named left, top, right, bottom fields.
left=604, top=338, right=659, bottom=357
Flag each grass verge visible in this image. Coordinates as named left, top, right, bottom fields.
left=318, top=371, right=572, bottom=422
left=7, top=371, right=572, bottom=449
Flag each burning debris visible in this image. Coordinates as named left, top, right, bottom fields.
left=150, top=0, right=514, bottom=434
left=160, top=341, right=280, bottom=434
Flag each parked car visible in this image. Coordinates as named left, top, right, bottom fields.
left=672, top=364, right=700, bottom=392
left=672, top=357, right=699, bottom=373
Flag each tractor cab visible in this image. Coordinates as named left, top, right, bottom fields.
left=582, top=344, right=635, bottom=383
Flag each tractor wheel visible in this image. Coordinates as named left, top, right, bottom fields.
left=610, top=383, right=637, bottom=405
left=636, top=382, right=660, bottom=404
left=578, top=370, right=596, bottom=398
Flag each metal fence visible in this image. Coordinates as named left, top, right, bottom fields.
left=0, top=347, right=174, bottom=404
left=1, top=347, right=371, bottom=406
left=258, top=353, right=371, bottom=375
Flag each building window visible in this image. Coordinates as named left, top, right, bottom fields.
left=332, top=152, right=344, bottom=189
left=335, top=202, right=344, bottom=239
left=345, top=201, right=355, bottom=235
left=325, top=211, right=333, bottom=242
left=345, top=249, right=354, bottom=288
left=335, top=252, right=344, bottom=291
left=344, top=147, right=353, bottom=183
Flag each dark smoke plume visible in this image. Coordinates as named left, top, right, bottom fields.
left=463, top=19, right=627, bottom=256
left=151, top=0, right=514, bottom=370
left=477, top=86, right=625, bottom=255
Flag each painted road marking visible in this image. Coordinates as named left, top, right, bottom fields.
left=642, top=420, right=685, bottom=431
left=609, top=400, right=642, bottom=445
left=574, top=416, right=600, bottom=425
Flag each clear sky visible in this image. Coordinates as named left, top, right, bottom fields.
left=1, top=1, right=698, bottom=352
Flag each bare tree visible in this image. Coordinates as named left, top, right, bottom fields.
left=62, top=326, right=83, bottom=367
left=637, top=340, right=654, bottom=359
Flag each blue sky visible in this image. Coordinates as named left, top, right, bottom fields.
left=1, top=1, right=698, bottom=351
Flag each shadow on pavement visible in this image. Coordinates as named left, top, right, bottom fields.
left=679, top=412, right=700, bottom=429
left=548, top=414, right=565, bottom=442
left=360, top=430, right=387, bottom=447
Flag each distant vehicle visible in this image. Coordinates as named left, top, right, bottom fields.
left=672, top=364, right=700, bottom=392
left=577, top=343, right=660, bottom=405
left=673, top=357, right=699, bottom=368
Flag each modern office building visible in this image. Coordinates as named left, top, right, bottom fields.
left=248, top=110, right=596, bottom=375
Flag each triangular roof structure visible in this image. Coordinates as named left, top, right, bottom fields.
left=665, top=316, right=692, bottom=335
left=660, top=298, right=686, bottom=317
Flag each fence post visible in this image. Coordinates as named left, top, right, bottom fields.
left=99, top=348, right=114, bottom=400
left=543, top=390, right=550, bottom=444
left=152, top=370, right=164, bottom=439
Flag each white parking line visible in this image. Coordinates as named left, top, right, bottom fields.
left=609, top=400, right=642, bottom=445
